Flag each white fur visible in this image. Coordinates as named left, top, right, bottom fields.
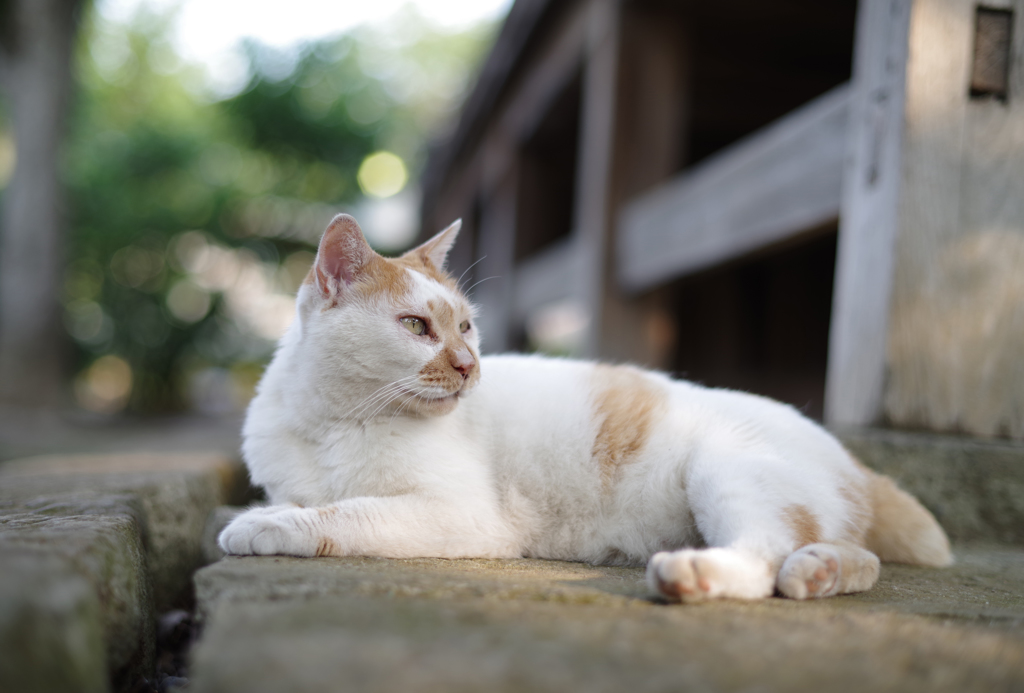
left=221, top=222, right=885, bottom=601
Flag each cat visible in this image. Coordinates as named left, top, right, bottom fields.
left=219, top=213, right=952, bottom=602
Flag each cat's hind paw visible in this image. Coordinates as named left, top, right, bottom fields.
left=776, top=544, right=841, bottom=599
left=218, top=506, right=319, bottom=557
left=647, top=548, right=774, bottom=603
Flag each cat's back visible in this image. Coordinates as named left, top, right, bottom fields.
left=464, top=354, right=599, bottom=441
left=466, top=353, right=846, bottom=468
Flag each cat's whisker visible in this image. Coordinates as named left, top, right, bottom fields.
left=455, top=255, right=487, bottom=290
left=344, top=376, right=421, bottom=420
left=350, top=382, right=418, bottom=421
left=464, top=275, right=499, bottom=295
left=364, top=385, right=420, bottom=421
left=387, top=395, right=415, bottom=427
left=366, top=395, right=404, bottom=421
left=344, top=377, right=418, bottom=418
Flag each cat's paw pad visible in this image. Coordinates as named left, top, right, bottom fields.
left=218, top=507, right=317, bottom=557
left=776, top=544, right=841, bottom=599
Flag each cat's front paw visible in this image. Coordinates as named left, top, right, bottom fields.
left=647, top=548, right=775, bottom=602
left=218, top=506, right=319, bottom=557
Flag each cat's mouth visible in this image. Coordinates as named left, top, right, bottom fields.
left=395, top=387, right=463, bottom=417
left=409, top=390, right=459, bottom=402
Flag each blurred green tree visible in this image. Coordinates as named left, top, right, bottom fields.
left=0, top=0, right=87, bottom=407
left=59, top=4, right=495, bottom=414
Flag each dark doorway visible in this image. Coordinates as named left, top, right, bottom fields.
left=666, top=227, right=837, bottom=420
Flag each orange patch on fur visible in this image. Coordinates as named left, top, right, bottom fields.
left=858, top=464, right=952, bottom=567
left=315, top=537, right=338, bottom=557
left=783, top=504, right=822, bottom=548
left=428, top=299, right=456, bottom=325
left=418, top=347, right=462, bottom=390
left=347, top=254, right=457, bottom=304
left=590, top=365, right=667, bottom=489
left=837, top=458, right=874, bottom=546
left=352, top=256, right=414, bottom=300
left=307, top=213, right=460, bottom=305
left=417, top=297, right=479, bottom=392
left=392, top=252, right=459, bottom=292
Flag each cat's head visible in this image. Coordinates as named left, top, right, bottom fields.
left=295, top=214, right=480, bottom=419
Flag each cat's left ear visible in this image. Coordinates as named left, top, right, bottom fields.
left=407, top=219, right=461, bottom=271
left=312, top=214, right=377, bottom=300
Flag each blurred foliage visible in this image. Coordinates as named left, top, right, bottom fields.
left=57, top=4, right=496, bottom=413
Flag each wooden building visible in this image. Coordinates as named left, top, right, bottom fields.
left=420, top=0, right=1024, bottom=440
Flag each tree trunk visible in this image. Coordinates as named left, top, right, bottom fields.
left=0, top=0, right=83, bottom=406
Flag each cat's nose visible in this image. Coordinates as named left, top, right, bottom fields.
left=450, top=348, right=476, bottom=379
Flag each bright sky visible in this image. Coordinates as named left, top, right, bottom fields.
left=98, top=0, right=513, bottom=65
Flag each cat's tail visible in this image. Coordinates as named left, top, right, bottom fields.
left=861, top=465, right=953, bottom=566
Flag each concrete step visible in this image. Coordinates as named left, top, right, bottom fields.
left=0, top=452, right=246, bottom=692
left=189, top=548, right=1024, bottom=693
left=839, top=428, right=1024, bottom=545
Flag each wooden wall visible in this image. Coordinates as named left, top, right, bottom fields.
left=425, top=0, right=1023, bottom=439
left=828, top=0, right=1024, bottom=439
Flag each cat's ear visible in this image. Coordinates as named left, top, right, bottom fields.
left=407, top=219, right=461, bottom=271
left=312, top=214, right=377, bottom=299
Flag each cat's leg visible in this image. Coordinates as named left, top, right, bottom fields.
left=776, top=542, right=880, bottom=599
left=647, top=451, right=822, bottom=602
left=219, top=494, right=517, bottom=559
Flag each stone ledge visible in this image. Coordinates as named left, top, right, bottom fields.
left=189, top=550, right=1024, bottom=693
left=838, top=428, right=1024, bottom=545
left=0, top=552, right=109, bottom=693
left=0, top=514, right=152, bottom=687
left=0, top=452, right=247, bottom=693
left=0, top=453, right=246, bottom=609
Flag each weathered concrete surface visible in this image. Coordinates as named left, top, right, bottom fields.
left=190, top=548, right=1024, bottom=693
left=0, top=409, right=243, bottom=462
left=839, top=427, right=1024, bottom=545
left=0, top=452, right=247, bottom=692
left=0, top=514, right=152, bottom=686
left=0, top=453, right=247, bottom=609
left=0, top=552, right=109, bottom=693
left=201, top=505, right=242, bottom=566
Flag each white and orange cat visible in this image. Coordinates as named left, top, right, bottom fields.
left=219, top=214, right=952, bottom=601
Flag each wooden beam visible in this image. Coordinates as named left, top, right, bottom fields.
left=573, top=0, right=621, bottom=360
left=473, top=167, right=519, bottom=354
left=511, top=239, right=583, bottom=322
left=616, top=82, right=851, bottom=294
left=479, top=1, right=589, bottom=198
left=424, top=1, right=587, bottom=244
left=498, top=1, right=587, bottom=145
left=825, top=0, right=912, bottom=428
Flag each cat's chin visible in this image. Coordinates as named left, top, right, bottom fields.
left=405, top=391, right=461, bottom=417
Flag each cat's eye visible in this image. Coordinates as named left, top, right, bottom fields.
left=459, top=320, right=470, bottom=334
left=400, top=317, right=426, bottom=336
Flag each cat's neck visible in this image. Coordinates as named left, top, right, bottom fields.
left=273, top=345, right=425, bottom=431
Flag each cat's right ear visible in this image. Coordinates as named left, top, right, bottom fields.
left=311, top=214, right=376, bottom=301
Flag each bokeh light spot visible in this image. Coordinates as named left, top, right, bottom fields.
left=65, top=299, right=113, bottom=345
left=0, top=134, right=16, bottom=189
left=75, top=355, right=133, bottom=413
left=167, top=279, right=212, bottom=323
left=357, top=151, right=408, bottom=198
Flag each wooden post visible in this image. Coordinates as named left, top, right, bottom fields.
left=826, top=0, right=913, bottom=427
left=574, top=0, right=690, bottom=367
left=473, top=165, right=518, bottom=354
left=0, top=0, right=83, bottom=406
left=573, top=0, right=621, bottom=361
left=828, top=0, right=1024, bottom=439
